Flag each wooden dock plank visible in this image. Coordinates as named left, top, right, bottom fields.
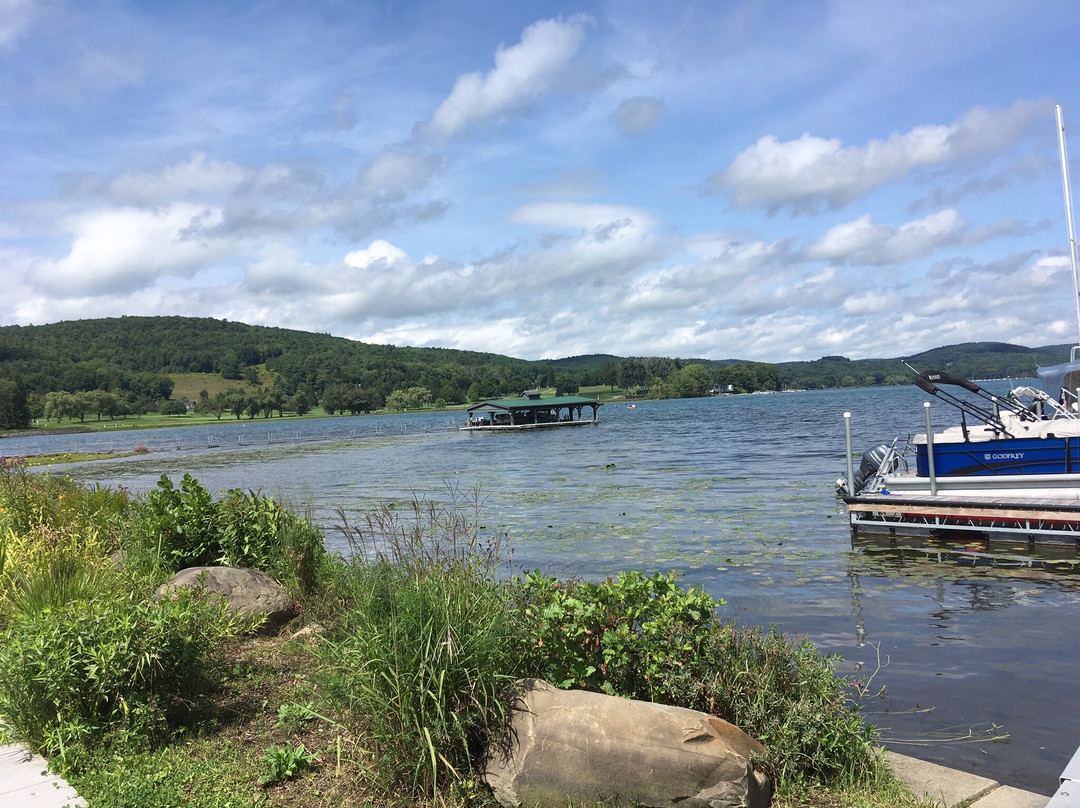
left=0, top=744, right=85, bottom=808
left=847, top=500, right=1080, bottom=521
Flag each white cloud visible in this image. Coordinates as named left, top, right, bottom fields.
left=712, top=100, right=1046, bottom=213
left=28, top=204, right=231, bottom=297
left=107, top=154, right=253, bottom=204
left=343, top=239, right=409, bottom=269
left=804, top=209, right=966, bottom=265
left=426, top=16, right=589, bottom=138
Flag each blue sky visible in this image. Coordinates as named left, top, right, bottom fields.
left=3, top=0, right=1080, bottom=362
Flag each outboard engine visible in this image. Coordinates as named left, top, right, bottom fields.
left=851, top=444, right=894, bottom=495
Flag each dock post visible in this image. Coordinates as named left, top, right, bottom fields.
left=844, top=412, right=855, bottom=495
left=924, top=402, right=938, bottom=496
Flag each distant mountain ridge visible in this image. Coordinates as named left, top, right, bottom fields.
left=0, top=317, right=1072, bottom=401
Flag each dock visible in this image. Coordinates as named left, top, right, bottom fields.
left=461, top=393, right=601, bottom=431
left=845, top=493, right=1080, bottom=545
left=0, top=744, right=84, bottom=807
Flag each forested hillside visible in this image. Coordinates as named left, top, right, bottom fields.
left=0, top=315, right=1074, bottom=430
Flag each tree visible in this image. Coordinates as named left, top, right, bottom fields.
left=617, top=358, right=648, bottom=394
left=385, top=389, right=409, bottom=411
left=554, top=372, right=579, bottom=397
left=198, top=392, right=228, bottom=420
left=602, top=360, right=618, bottom=390
left=321, top=383, right=350, bottom=415
left=223, top=388, right=248, bottom=420
left=0, top=376, right=30, bottom=429
left=289, top=390, right=312, bottom=417
left=671, top=364, right=712, bottom=398
left=161, top=399, right=188, bottom=417
left=404, top=386, right=432, bottom=409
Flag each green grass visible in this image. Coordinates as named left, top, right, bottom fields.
left=168, top=372, right=262, bottom=401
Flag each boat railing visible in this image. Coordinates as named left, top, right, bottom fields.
left=1009, top=386, right=1078, bottom=421
left=857, top=436, right=910, bottom=495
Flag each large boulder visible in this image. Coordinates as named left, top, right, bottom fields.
left=484, top=679, right=770, bottom=808
left=155, top=566, right=298, bottom=635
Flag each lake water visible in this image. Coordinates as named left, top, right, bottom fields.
left=2, top=384, right=1076, bottom=795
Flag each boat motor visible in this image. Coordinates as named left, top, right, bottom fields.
left=849, top=443, right=896, bottom=495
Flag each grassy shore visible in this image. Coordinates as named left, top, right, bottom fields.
left=0, top=464, right=935, bottom=808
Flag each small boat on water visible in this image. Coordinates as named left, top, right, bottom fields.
left=838, top=105, right=1080, bottom=542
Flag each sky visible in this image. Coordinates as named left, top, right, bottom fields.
left=3, top=0, right=1080, bottom=363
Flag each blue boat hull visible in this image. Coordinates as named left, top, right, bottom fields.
left=916, top=438, right=1080, bottom=476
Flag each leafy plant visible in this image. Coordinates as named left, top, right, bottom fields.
left=218, top=489, right=326, bottom=596
left=519, top=569, right=721, bottom=702
left=258, top=743, right=316, bottom=785
left=133, top=474, right=221, bottom=571
left=128, top=475, right=326, bottom=596
left=275, top=700, right=338, bottom=729
left=518, top=570, right=880, bottom=789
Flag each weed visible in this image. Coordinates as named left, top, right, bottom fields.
left=259, top=742, right=316, bottom=785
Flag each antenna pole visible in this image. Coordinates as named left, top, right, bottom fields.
left=1056, top=104, right=1080, bottom=355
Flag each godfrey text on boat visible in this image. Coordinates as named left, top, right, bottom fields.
left=838, top=105, right=1080, bottom=543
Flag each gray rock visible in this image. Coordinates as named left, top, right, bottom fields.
left=155, top=566, right=297, bottom=635
left=483, top=679, right=771, bottom=808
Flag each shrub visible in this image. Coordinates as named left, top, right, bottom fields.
left=131, top=474, right=221, bottom=572
left=698, top=624, right=880, bottom=786
left=0, top=588, right=241, bottom=771
left=0, top=471, right=128, bottom=631
left=519, top=569, right=721, bottom=703
left=518, top=570, right=880, bottom=789
left=129, top=475, right=326, bottom=597
left=0, top=522, right=118, bottom=629
left=0, top=459, right=127, bottom=541
left=218, top=489, right=326, bottom=597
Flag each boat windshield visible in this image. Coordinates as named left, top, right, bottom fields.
left=1036, top=359, right=1080, bottom=403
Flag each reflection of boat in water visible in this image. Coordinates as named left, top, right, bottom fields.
left=838, top=106, right=1080, bottom=544
left=461, top=392, right=601, bottom=431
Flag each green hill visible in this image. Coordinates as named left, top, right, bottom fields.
left=0, top=317, right=1074, bottom=422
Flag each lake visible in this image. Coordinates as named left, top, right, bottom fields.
left=2, top=384, right=1076, bottom=795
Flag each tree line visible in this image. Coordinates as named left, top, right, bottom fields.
left=0, top=316, right=1073, bottom=430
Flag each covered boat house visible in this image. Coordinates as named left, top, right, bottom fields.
left=462, top=392, right=601, bottom=430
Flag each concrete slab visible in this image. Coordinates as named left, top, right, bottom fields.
left=0, top=744, right=85, bottom=808
left=970, top=785, right=1049, bottom=808
left=886, top=750, right=999, bottom=807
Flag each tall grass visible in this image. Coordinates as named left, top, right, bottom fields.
left=318, top=488, right=525, bottom=800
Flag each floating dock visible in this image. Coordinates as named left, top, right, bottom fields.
left=845, top=493, right=1080, bottom=545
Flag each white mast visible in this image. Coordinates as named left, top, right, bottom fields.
left=1056, top=104, right=1080, bottom=358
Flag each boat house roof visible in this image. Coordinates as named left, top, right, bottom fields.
left=466, top=394, right=598, bottom=414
